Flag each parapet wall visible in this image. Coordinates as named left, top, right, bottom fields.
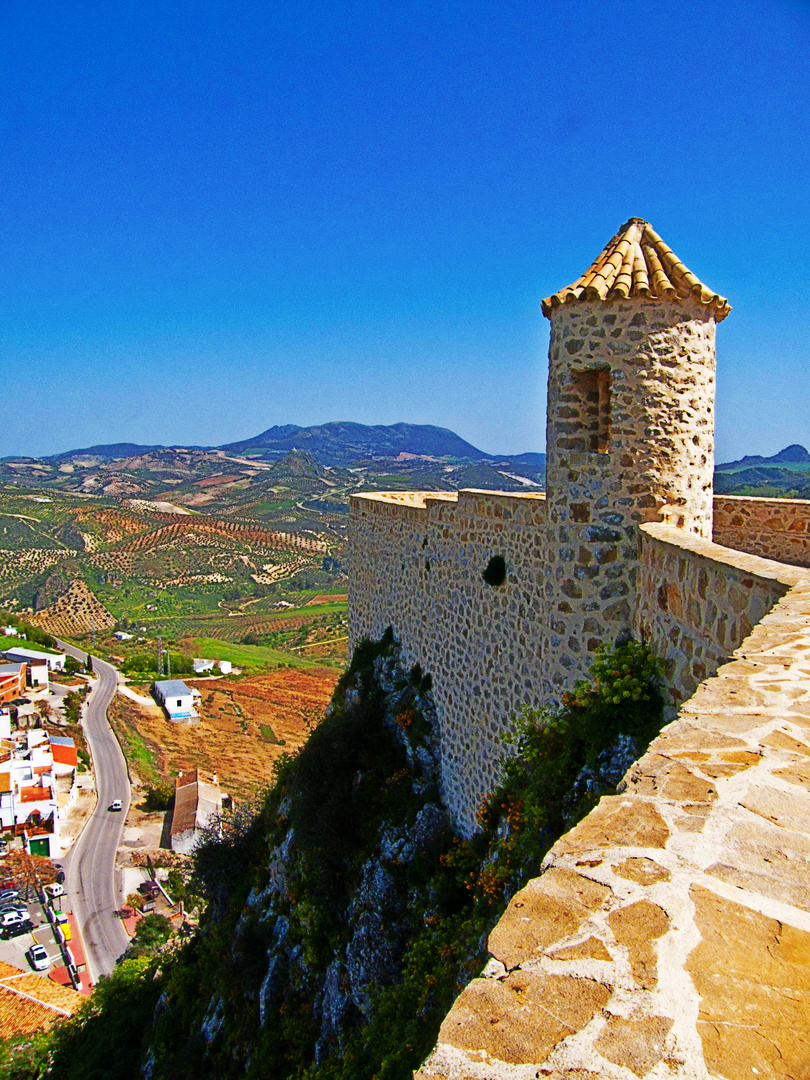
left=713, top=493, right=810, bottom=568
left=416, top=562, right=810, bottom=1079
left=349, top=489, right=548, bottom=835
left=636, top=521, right=802, bottom=704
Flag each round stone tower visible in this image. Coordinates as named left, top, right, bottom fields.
left=540, top=218, right=730, bottom=694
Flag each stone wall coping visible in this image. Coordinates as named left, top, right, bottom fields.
left=350, top=489, right=547, bottom=517
left=350, top=491, right=458, bottom=509
left=641, top=521, right=810, bottom=589
left=714, top=493, right=810, bottom=510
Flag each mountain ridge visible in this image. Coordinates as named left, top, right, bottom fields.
left=25, top=422, right=542, bottom=471
left=717, top=443, right=810, bottom=470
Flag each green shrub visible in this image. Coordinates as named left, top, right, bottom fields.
left=128, top=913, right=174, bottom=959
left=140, top=782, right=175, bottom=812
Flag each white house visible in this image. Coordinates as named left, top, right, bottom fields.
left=192, top=658, right=215, bottom=674
left=0, top=771, right=13, bottom=830
left=1, top=626, right=20, bottom=637
left=153, top=679, right=197, bottom=721
left=26, top=658, right=49, bottom=687
left=114, top=631, right=134, bottom=641
left=3, top=647, right=65, bottom=672
left=218, top=660, right=232, bottom=675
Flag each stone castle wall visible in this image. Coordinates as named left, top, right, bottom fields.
left=713, top=494, right=810, bottom=568
left=350, top=491, right=810, bottom=834
left=636, top=522, right=801, bottom=705
left=349, top=489, right=548, bottom=834
left=541, top=299, right=716, bottom=697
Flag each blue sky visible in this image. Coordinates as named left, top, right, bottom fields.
left=1, top=0, right=808, bottom=461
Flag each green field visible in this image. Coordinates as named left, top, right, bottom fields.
left=0, top=634, right=62, bottom=654
left=192, top=637, right=333, bottom=670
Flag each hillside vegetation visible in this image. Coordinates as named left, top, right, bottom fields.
left=2, top=632, right=665, bottom=1079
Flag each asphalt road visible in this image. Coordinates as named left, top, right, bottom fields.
left=57, top=642, right=130, bottom=981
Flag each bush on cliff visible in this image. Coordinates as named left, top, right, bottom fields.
left=2, top=633, right=664, bottom=1080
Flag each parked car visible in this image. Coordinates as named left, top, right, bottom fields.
left=0, top=906, right=29, bottom=922
left=0, top=888, right=19, bottom=903
left=45, top=882, right=64, bottom=899
left=1, top=910, right=27, bottom=928
left=27, top=943, right=49, bottom=971
left=0, top=900, right=27, bottom=913
left=109, top=799, right=123, bottom=812
left=1, top=919, right=34, bottom=939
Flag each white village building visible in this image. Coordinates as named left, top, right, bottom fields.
left=153, top=679, right=198, bottom=721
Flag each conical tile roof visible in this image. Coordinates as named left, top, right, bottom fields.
left=542, top=218, right=730, bottom=321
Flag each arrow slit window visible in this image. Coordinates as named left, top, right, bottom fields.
left=574, top=368, right=611, bottom=454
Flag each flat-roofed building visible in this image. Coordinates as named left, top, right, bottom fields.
left=26, top=657, right=48, bottom=687
left=153, top=679, right=196, bottom=720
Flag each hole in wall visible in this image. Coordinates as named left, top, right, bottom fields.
left=482, top=555, right=506, bottom=587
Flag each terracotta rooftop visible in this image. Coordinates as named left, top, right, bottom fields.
left=171, top=769, right=222, bottom=836
left=0, top=961, right=83, bottom=1034
left=541, top=218, right=730, bottom=321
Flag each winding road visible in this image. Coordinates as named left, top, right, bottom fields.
left=57, top=642, right=130, bottom=981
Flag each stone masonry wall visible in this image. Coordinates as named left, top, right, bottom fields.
left=713, top=494, right=810, bottom=568
left=542, top=299, right=716, bottom=698
left=636, top=522, right=802, bottom=706
left=416, top=563, right=810, bottom=1080
left=349, top=489, right=548, bottom=836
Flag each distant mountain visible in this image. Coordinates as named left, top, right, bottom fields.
left=717, top=444, right=810, bottom=470
left=8, top=423, right=546, bottom=486
left=47, top=442, right=167, bottom=462
left=222, top=421, right=493, bottom=466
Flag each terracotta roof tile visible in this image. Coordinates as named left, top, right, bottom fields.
left=6, top=973, right=83, bottom=1012
left=0, top=962, right=83, bottom=1034
left=542, top=218, right=730, bottom=321
left=0, top=986, right=60, bottom=1033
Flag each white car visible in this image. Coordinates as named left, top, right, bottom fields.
left=45, top=882, right=64, bottom=899
left=1, top=909, right=27, bottom=927
left=109, top=799, right=123, bottom=812
left=27, top=943, right=49, bottom=971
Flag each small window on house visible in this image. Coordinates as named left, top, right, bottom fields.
left=572, top=368, right=611, bottom=453
left=177, top=699, right=182, bottom=707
